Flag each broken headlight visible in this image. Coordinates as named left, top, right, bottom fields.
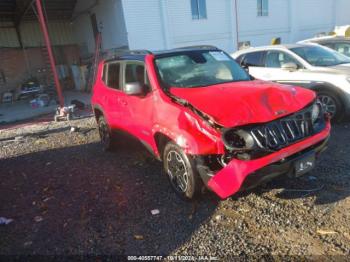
left=311, top=101, right=322, bottom=123
left=311, top=100, right=324, bottom=123
left=222, top=129, right=256, bottom=152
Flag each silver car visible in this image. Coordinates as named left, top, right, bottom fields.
left=299, top=36, right=350, bottom=57
left=232, top=44, right=350, bottom=120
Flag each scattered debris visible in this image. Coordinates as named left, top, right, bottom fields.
left=30, top=94, right=50, bottom=108
left=307, top=176, right=317, bottom=181
left=34, top=216, right=43, bottom=223
left=71, top=99, right=85, bottom=110
left=0, top=217, right=14, bottom=225
left=15, top=136, right=24, bottom=142
left=70, top=126, right=80, bottom=132
left=43, top=197, right=51, bottom=202
left=54, top=105, right=76, bottom=122
left=317, top=229, right=337, bottom=235
left=134, top=234, right=144, bottom=240
left=151, top=209, right=160, bottom=215
left=23, top=241, right=33, bottom=247
left=215, top=215, right=222, bottom=221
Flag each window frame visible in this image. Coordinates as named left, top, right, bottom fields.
left=264, top=50, right=305, bottom=69
left=257, top=0, right=269, bottom=17
left=103, top=61, right=122, bottom=91
left=121, top=60, right=152, bottom=93
left=332, top=42, right=350, bottom=56
left=191, top=0, right=207, bottom=20
left=241, top=51, right=266, bottom=67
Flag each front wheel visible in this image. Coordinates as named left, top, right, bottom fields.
left=162, top=142, right=202, bottom=200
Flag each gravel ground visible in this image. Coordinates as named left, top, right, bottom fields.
left=0, top=117, right=349, bottom=259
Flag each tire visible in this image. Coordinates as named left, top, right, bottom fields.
left=162, top=142, right=202, bottom=200
left=317, top=90, right=344, bottom=122
left=98, top=116, right=113, bottom=151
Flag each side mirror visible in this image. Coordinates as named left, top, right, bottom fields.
left=281, top=62, right=298, bottom=72
left=124, top=82, right=144, bottom=96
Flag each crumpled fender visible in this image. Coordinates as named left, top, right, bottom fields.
left=151, top=116, right=222, bottom=156
left=208, top=121, right=331, bottom=199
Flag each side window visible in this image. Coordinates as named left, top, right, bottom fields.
left=242, top=51, right=264, bottom=67
left=265, top=51, right=301, bottom=68
left=124, top=62, right=152, bottom=93
left=257, top=0, right=268, bottom=16
left=191, top=0, right=207, bottom=20
left=107, top=62, right=121, bottom=89
left=125, top=63, right=146, bottom=86
left=334, top=43, right=350, bottom=57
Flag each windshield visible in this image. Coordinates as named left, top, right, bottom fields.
left=155, top=50, right=250, bottom=88
left=290, top=45, right=350, bottom=67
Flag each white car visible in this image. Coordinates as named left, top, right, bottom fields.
left=232, top=44, right=350, bottom=120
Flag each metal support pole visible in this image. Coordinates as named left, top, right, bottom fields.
left=35, top=0, right=64, bottom=107
left=234, top=0, right=239, bottom=50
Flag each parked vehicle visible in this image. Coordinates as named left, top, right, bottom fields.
left=92, top=46, right=330, bottom=200
left=232, top=44, right=350, bottom=120
left=299, top=36, right=350, bottom=57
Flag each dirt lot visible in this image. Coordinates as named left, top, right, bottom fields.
left=0, top=117, right=349, bottom=259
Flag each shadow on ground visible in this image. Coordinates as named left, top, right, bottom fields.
left=1, top=122, right=349, bottom=255
left=0, top=137, right=218, bottom=256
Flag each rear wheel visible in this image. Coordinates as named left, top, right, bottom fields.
left=317, top=90, right=343, bottom=121
left=98, top=116, right=113, bottom=151
left=163, top=142, right=202, bottom=200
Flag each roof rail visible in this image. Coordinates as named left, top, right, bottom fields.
left=101, top=48, right=153, bottom=60
left=175, top=45, right=219, bottom=50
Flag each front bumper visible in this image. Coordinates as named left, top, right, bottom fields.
left=197, top=122, right=331, bottom=199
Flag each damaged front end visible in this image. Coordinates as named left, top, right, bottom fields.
left=195, top=101, right=331, bottom=199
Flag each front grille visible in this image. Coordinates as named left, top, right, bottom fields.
left=249, top=104, right=325, bottom=151
left=222, top=102, right=326, bottom=157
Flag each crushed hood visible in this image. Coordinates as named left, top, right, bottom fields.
left=170, top=80, right=316, bottom=127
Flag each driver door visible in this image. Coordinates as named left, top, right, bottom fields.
left=120, top=61, right=154, bottom=146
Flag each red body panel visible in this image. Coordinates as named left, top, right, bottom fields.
left=92, top=53, right=331, bottom=199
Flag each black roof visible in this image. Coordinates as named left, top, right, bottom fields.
left=102, top=45, right=221, bottom=62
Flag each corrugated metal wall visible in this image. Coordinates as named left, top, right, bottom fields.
left=0, top=21, right=76, bottom=48
left=0, top=23, right=19, bottom=47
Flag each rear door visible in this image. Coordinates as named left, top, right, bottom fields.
left=102, top=61, right=128, bottom=130
left=240, top=51, right=266, bottom=79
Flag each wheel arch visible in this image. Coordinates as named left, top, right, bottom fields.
left=154, top=132, right=173, bottom=160
left=92, top=104, right=106, bottom=121
left=309, top=83, right=346, bottom=106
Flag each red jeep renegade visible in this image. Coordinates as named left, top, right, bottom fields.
left=91, top=46, right=330, bottom=200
